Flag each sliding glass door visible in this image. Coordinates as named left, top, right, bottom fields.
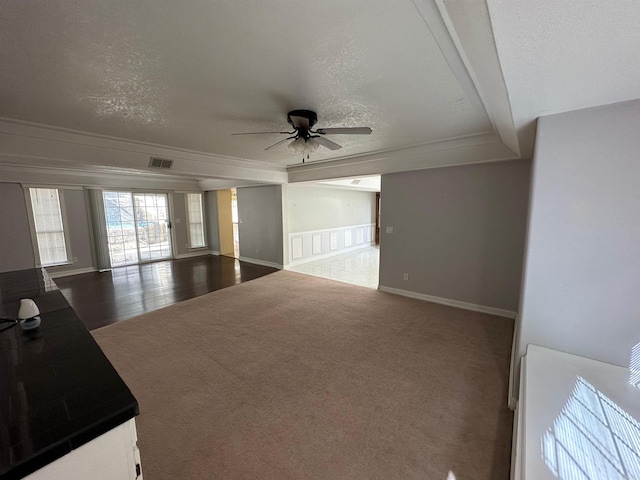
left=133, top=193, right=172, bottom=263
left=103, top=191, right=173, bottom=267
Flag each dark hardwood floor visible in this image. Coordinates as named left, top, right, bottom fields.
left=54, top=255, right=278, bottom=331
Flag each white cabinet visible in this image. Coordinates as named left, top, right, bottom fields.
left=512, top=345, right=640, bottom=479
left=24, top=419, right=142, bottom=480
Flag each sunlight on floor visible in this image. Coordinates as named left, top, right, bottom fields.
left=542, top=376, right=640, bottom=479
left=447, top=471, right=457, bottom=480
left=630, top=342, right=640, bottom=389
left=286, top=245, right=379, bottom=289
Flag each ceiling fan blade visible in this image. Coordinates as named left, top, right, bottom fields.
left=265, top=137, right=294, bottom=151
left=316, top=127, right=372, bottom=135
left=231, top=131, right=292, bottom=135
left=313, top=136, right=342, bottom=151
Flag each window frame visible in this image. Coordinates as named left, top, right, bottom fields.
left=24, top=186, right=74, bottom=267
left=185, top=192, right=207, bottom=249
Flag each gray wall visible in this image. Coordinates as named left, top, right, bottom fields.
left=0, top=182, right=36, bottom=272
left=171, top=193, right=189, bottom=256
left=62, top=189, right=94, bottom=271
left=287, top=185, right=376, bottom=233
left=0, top=184, right=95, bottom=274
left=204, top=191, right=220, bottom=254
left=379, top=159, right=530, bottom=313
left=237, top=185, right=284, bottom=267
left=0, top=180, right=209, bottom=275
left=512, top=99, right=640, bottom=397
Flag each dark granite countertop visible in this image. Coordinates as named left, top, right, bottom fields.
left=0, top=269, right=138, bottom=480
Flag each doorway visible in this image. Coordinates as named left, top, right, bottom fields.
left=216, top=189, right=235, bottom=258
left=103, top=191, right=173, bottom=267
left=375, top=192, right=380, bottom=245
left=284, top=177, right=380, bottom=288
left=231, top=189, right=240, bottom=258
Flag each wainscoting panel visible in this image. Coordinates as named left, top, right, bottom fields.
left=312, top=234, right=322, bottom=255
left=292, top=237, right=303, bottom=260
left=288, top=224, right=375, bottom=266
left=330, top=232, right=338, bottom=251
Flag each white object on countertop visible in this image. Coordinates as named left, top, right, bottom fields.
left=18, top=298, right=41, bottom=330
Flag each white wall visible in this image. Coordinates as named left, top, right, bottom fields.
left=512, top=99, right=640, bottom=399
left=287, top=185, right=376, bottom=233
left=286, top=185, right=376, bottom=265
left=379, top=160, right=530, bottom=315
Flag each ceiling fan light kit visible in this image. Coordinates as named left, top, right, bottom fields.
left=232, top=109, right=372, bottom=163
left=288, top=136, right=320, bottom=154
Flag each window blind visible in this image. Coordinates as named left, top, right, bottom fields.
left=29, top=188, right=68, bottom=266
left=186, top=193, right=205, bottom=248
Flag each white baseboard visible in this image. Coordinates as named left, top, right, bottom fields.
left=48, top=267, right=98, bottom=278
left=508, top=313, right=521, bottom=409
left=174, top=250, right=215, bottom=259
left=238, top=256, right=282, bottom=269
left=286, top=242, right=375, bottom=268
left=377, top=285, right=517, bottom=318
left=210, top=250, right=220, bottom=256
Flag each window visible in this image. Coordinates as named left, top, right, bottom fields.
left=28, top=188, right=70, bottom=266
left=186, top=193, right=206, bottom=248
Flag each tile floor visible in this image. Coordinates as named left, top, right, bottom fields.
left=286, top=245, right=380, bottom=289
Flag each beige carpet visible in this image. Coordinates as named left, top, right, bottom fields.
left=92, top=270, right=514, bottom=479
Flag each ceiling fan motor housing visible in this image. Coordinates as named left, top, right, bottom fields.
left=232, top=109, right=370, bottom=158
left=287, top=110, right=318, bottom=131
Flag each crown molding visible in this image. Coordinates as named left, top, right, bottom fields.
left=0, top=163, right=202, bottom=190
left=0, top=117, right=282, bottom=170
left=198, top=178, right=270, bottom=191
left=0, top=118, right=288, bottom=185
left=287, top=132, right=519, bottom=182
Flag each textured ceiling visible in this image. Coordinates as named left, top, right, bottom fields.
left=4, top=1, right=635, bottom=183
left=487, top=0, right=640, bottom=135
left=0, top=0, right=494, bottom=168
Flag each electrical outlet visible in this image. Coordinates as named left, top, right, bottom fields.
left=386, top=226, right=393, bottom=234
left=403, top=273, right=409, bottom=281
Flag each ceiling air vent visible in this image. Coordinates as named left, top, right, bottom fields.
left=149, top=157, right=173, bottom=169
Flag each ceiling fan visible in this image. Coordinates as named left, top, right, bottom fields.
left=232, top=110, right=372, bottom=162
